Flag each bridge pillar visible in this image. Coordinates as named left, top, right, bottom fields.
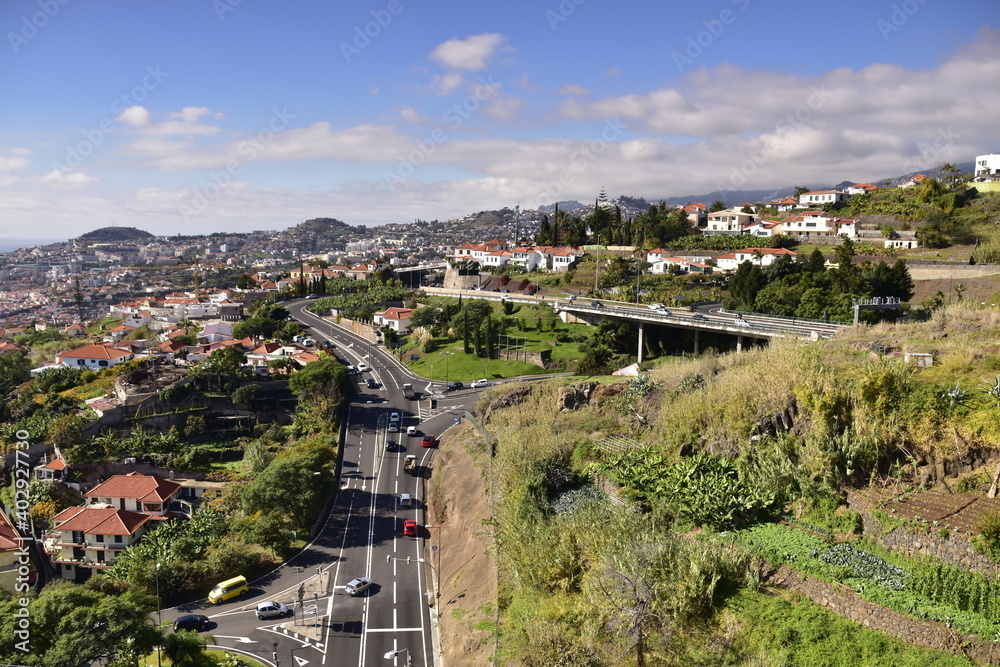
left=693, top=330, right=700, bottom=355
left=736, top=335, right=743, bottom=352
left=637, top=322, right=645, bottom=364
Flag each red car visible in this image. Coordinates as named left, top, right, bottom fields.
left=421, top=434, right=435, bottom=448
left=402, top=520, right=417, bottom=536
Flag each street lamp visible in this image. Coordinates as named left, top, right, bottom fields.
left=425, top=524, right=442, bottom=609
left=387, top=554, right=441, bottom=618
left=155, top=562, right=162, bottom=667
left=384, top=648, right=412, bottom=667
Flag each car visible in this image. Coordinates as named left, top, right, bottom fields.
left=208, top=575, right=248, bottom=604
left=399, top=492, right=413, bottom=508
left=403, top=519, right=418, bottom=536
left=692, top=314, right=708, bottom=321
left=385, top=439, right=398, bottom=451
left=174, top=614, right=210, bottom=632
left=501, top=289, right=510, bottom=293
left=255, top=601, right=290, bottom=620
left=656, top=308, right=669, bottom=316
left=648, top=303, right=664, bottom=310
left=490, top=288, right=500, bottom=292
left=389, top=412, right=400, bottom=422
left=591, top=301, right=604, bottom=308
left=357, top=362, right=369, bottom=372
left=345, top=577, right=373, bottom=597
left=471, top=378, right=489, bottom=389
left=446, top=381, right=464, bottom=392
left=346, top=365, right=356, bottom=375
left=365, top=377, right=378, bottom=388
left=406, top=425, right=417, bottom=436
left=305, top=294, right=318, bottom=300
left=388, top=422, right=399, bottom=433
left=421, top=434, right=435, bottom=448
left=322, top=340, right=334, bottom=349
left=566, top=295, right=576, bottom=301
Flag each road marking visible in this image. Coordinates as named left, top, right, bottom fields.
left=213, top=635, right=256, bottom=643
left=294, top=657, right=310, bottom=666
left=364, top=627, right=425, bottom=632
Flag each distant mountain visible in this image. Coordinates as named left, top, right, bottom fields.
left=76, top=226, right=154, bottom=244
left=537, top=200, right=585, bottom=213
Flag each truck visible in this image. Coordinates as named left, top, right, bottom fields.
left=402, top=383, right=418, bottom=400
left=404, top=455, right=418, bottom=475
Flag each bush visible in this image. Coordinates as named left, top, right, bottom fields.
left=977, top=511, right=1000, bottom=556
left=230, top=384, right=259, bottom=405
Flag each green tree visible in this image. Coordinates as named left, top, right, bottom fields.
left=236, top=273, right=257, bottom=290
left=725, top=261, right=765, bottom=311
left=0, top=351, right=31, bottom=398
left=287, top=356, right=355, bottom=402
left=804, top=248, right=827, bottom=273
left=242, top=452, right=336, bottom=530
left=163, top=629, right=214, bottom=667
left=0, top=583, right=161, bottom=667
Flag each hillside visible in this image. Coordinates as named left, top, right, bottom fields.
left=75, top=226, right=154, bottom=244
left=455, top=303, right=1000, bottom=664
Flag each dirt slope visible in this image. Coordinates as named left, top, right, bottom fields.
left=427, top=424, right=497, bottom=665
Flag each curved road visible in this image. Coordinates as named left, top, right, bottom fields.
left=159, top=299, right=483, bottom=667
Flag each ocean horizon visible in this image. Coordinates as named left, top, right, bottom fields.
left=0, top=238, right=64, bottom=254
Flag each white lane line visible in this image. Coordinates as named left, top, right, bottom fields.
left=365, top=626, right=425, bottom=633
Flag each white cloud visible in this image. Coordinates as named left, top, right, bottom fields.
left=399, top=107, right=427, bottom=123
left=40, top=170, right=97, bottom=186
left=557, top=84, right=589, bottom=97
left=604, top=66, right=620, bottom=77
left=116, top=106, right=151, bottom=127
left=429, top=33, right=507, bottom=71
left=6, top=148, right=33, bottom=156
left=430, top=72, right=464, bottom=96
left=485, top=97, right=524, bottom=120
left=0, top=157, right=29, bottom=172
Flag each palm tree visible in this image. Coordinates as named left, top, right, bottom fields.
left=941, top=162, right=958, bottom=185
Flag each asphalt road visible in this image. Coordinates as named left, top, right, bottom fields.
left=158, top=299, right=484, bottom=667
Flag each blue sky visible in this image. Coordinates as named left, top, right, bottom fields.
left=0, top=0, right=997, bottom=241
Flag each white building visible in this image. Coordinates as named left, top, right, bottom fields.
left=705, top=209, right=758, bottom=236
left=975, top=154, right=1000, bottom=181
left=798, top=190, right=847, bottom=207
left=715, top=248, right=798, bottom=272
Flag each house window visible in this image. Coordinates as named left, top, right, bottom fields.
left=806, top=223, right=816, bottom=228
left=77, top=359, right=85, bottom=366
left=114, top=535, right=122, bottom=543
left=99, top=360, right=108, bottom=367
left=96, top=534, right=104, bottom=543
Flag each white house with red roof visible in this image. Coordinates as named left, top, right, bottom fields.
left=373, top=307, right=416, bottom=334
left=705, top=209, right=758, bottom=236
left=899, top=174, right=929, bottom=188
left=781, top=211, right=858, bottom=239
left=716, top=248, right=798, bottom=272
left=774, top=197, right=799, bottom=213
left=86, top=472, right=182, bottom=516
left=0, top=510, right=26, bottom=589
left=55, top=342, right=135, bottom=370
left=798, top=189, right=847, bottom=206
left=743, top=220, right=784, bottom=238
left=46, top=506, right=153, bottom=580
left=846, top=183, right=879, bottom=196
left=682, top=202, right=708, bottom=225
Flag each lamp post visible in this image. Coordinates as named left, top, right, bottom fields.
left=425, top=524, right=442, bottom=611
left=155, top=562, right=162, bottom=667
left=273, top=641, right=280, bottom=667
left=384, top=648, right=412, bottom=667
left=387, top=554, right=441, bottom=618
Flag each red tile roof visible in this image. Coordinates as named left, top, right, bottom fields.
left=377, top=307, right=415, bottom=320
left=86, top=472, right=180, bottom=504
left=0, top=510, right=20, bottom=551
left=52, top=506, right=151, bottom=536
left=59, top=343, right=133, bottom=360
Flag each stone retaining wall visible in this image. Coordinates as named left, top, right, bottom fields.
left=846, top=489, right=1000, bottom=576
left=768, top=566, right=1000, bottom=664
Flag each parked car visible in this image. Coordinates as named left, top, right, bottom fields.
left=345, top=577, right=373, bottom=597
left=446, top=381, right=464, bottom=392
left=256, top=601, right=290, bottom=620
left=403, top=519, right=418, bottom=536
left=471, top=378, right=489, bottom=388
left=421, top=434, right=435, bottom=448
left=174, top=614, right=210, bottom=632
left=385, top=439, right=398, bottom=452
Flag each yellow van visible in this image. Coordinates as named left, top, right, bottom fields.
left=208, top=575, right=248, bottom=604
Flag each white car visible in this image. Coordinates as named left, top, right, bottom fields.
left=389, top=412, right=400, bottom=422
left=648, top=303, right=664, bottom=310
left=256, top=601, right=290, bottom=620
left=471, top=378, right=489, bottom=388
left=406, top=425, right=417, bottom=436
left=345, top=577, right=373, bottom=597
left=388, top=422, right=399, bottom=433
left=357, top=362, right=369, bottom=373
